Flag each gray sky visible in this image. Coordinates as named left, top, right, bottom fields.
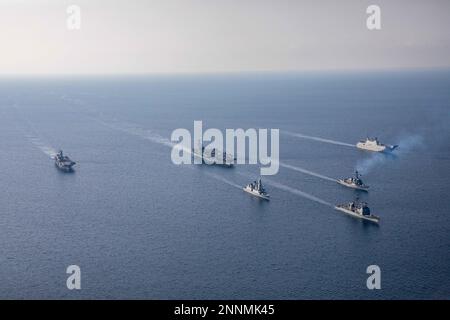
left=1, top=0, right=450, bottom=75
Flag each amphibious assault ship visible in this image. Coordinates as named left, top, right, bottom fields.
left=54, top=150, right=76, bottom=172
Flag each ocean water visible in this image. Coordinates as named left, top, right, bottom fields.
left=0, top=71, right=449, bottom=299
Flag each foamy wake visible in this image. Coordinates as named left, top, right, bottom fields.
left=93, top=117, right=245, bottom=188
left=202, top=172, right=242, bottom=189
left=284, top=131, right=355, bottom=148
left=193, top=149, right=337, bottom=184
left=237, top=172, right=332, bottom=207
left=279, top=162, right=336, bottom=182
left=264, top=178, right=333, bottom=207
left=92, top=117, right=333, bottom=205
left=26, top=135, right=58, bottom=158
left=92, top=117, right=175, bottom=148
left=12, top=103, right=58, bottom=158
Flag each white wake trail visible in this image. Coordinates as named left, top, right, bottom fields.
left=79, top=112, right=338, bottom=206
left=237, top=172, right=332, bottom=207
left=279, top=162, right=337, bottom=182
left=11, top=103, right=58, bottom=158
left=99, top=120, right=338, bottom=186
left=264, top=178, right=333, bottom=207
left=91, top=117, right=176, bottom=148
left=203, top=172, right=242, bottom=189
left=93, top=117, right=245, bottom=189
left=284, top=131, right=355, bottom=148
left=27, top=135, right=58, bottom=158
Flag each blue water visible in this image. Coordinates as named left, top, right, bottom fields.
left=0, top=71, right=449, bottom=299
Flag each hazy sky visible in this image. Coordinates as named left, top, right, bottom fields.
left=1, top=0, right=450, bottom=75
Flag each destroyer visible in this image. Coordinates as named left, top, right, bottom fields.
left=337, top=170, right=369, bottom=192
left=54, top=150, right=76, bottom=171
left=356, top=137, right=398, bottom=152
left=335, top=199, right=379, bottom=223
left=243, top=178, right=270, bottom=200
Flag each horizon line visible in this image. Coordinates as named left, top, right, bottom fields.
left=1, top=66, right=450, bottom=78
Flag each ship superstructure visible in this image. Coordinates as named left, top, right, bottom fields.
left=54, top=150, right=76, bottom=172
left=335, top=199, right=379, bottom=223
left=356, top=137, right=398, bottom=152
left=243, top=178, right=270, bottom=200
left=337, top=170, right=369, bottom=192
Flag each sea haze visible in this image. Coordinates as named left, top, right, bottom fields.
left=0, top=70, right=449, bottom=299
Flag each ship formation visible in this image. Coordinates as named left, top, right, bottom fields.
left=238, top=136, right=398, bottom=224
left=52, top=135, right=396, bottom=224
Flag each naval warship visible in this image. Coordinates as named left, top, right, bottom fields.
left=194, top=143, right=234, bottom=167
left=356, top=137, right=398, bottom=152
left=54, top=150, right=76, bottom=172
left=337, top=170, right=369, bottom=192
left=335, top=199, right=379, bottom=223
left=243, top=178, right=270, bottom=200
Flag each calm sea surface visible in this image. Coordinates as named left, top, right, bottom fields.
left=0, top=71, right=449, bottom=299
